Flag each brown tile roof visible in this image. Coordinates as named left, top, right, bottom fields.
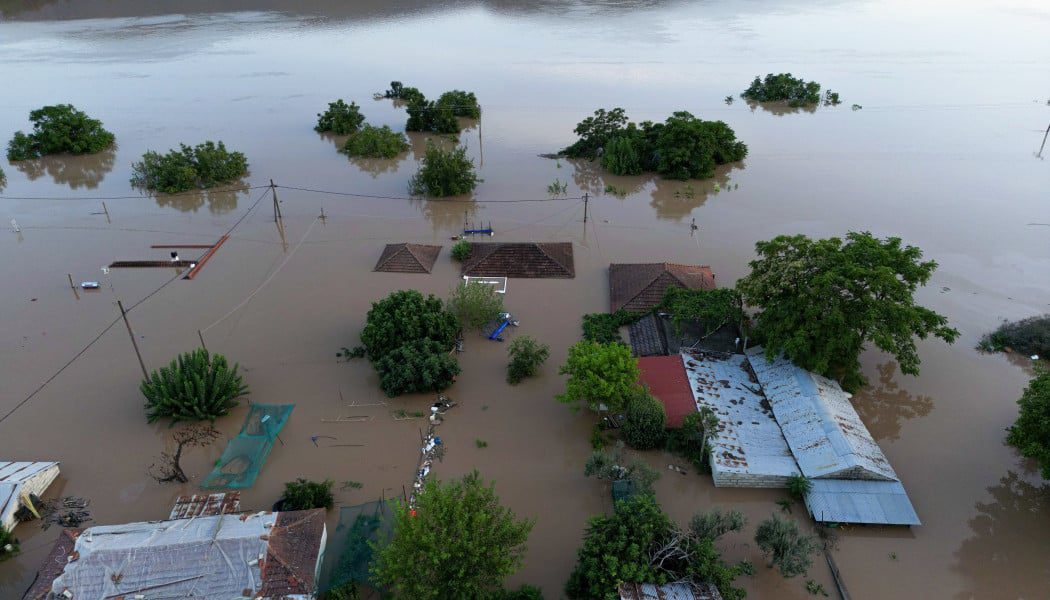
left=259, top=509, right=327, bottom=597
left=609, top=263, right=715, bottom=312
left=21, top=529, right=81, bottom=600
left=461, top=242, right=574, bottom=278
left=374, top=243, right=442, bottom=273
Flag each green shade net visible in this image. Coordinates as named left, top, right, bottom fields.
left=202, top=403, right=294, bottom=489
left=612, top=479, right=638, bottom=502
left=318, top=499, right=396, bottom=594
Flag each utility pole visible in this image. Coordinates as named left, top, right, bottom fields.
left=1039, top=123, right=1050, bottom=158
left=270, top=179, right=282, bottom=222
left=583, top=193, right=589, bottom=224
left=197, top=329, right=208, bottom=352
left=117, top=300, right=149, bottom=379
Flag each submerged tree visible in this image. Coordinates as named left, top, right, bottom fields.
left=141, top=348, right=248, bottom=423
left=280, top=478, right=335, bottom=510
left=754, top=514, right=819, bottom=578
left=130, top=141, right=248, bottom=193
left=374, top=338, right=461, bottom=397
left=343, top=124, right=409, bottom=159
left=7, top=104, right=115, bottom=161
left=371, top=471, right=533, bottom=599
left=507, top=335, right=550, bottom=385
left=315, top=99, right=366, bottom=135
left=148, top=424, right=220, bottom=483
left=621, top=389, right=667, bottom=450
left=742, top=73, right=824, bottom=107
left=978, top=314, right=1050, bottom=359
left=584, top=440, right=660, bottom=496
left=437, top=90, right=481, bottom=118
left=690, top=509, right=746, bottom=542
left=736, top=232, right=959, bottom=392
left=409, top=143, right=480, bottom=197
left=1007, top=369, right=1050, bottom=479
left=557, top=340, right=640, bottom=413
left=447, top=280, right=504, bottom=332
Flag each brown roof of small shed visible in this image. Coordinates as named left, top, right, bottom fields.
left=374, top=243, right=442, bottom=273
left=22, top=529, right=81, bottom=600
left=259, top=509, right=327, bottom=597
left=461, top=242, right=574, bottom=278
left=609, top=263, right=715, bottom=312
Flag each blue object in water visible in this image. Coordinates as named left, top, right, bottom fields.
left=488, top=319, right=510, bottom=341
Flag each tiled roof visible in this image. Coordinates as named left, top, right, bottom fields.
left=374, top=243, right=442, bottom=273
left=461, top=242, right=574, bottom=278
left=629, top=314, right=667, bottom=357
left=745, top=347, right=898, bottom=481
left=22, top=529, right=80, bottom=600
left=259, top=509, right=327, bottom=597
left=609, top=263, right=715, bottom=312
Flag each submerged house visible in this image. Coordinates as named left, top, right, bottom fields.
left=461, top=242, right=574, bottom=278
left=23, top=509, right=327, bottom=600
left=1, top=461, right=60, bottom=531
left=609, top=263, right=715, bottom=313
left=373, top=243, right=442, bottom=274
left=645, top=348, right=920, bottom=526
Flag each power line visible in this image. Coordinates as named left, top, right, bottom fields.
left=274, top=184, right=583, bottom=203
left=0, top=184, right=267, bottom=202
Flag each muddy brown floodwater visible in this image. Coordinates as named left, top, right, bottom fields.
left=2, top=1, right=1050, bottom=598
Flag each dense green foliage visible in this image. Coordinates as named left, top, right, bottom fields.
left=742, top=73, right=822, bottom=107
left=358, top=290, right=461, bottom=396
left=736, top=232, right=959, bottom=391
left=321, top=582, right=360, bottom=600
left=384, top=81, right=405, bottom=99
left=371, top=471, right=533, bottom=599
left=315, top=99, right=365, bottom=134
left=787, top=475, right=813, bottom=500
left=979, top=314, right=1050, bottom=358
left=409, top=143, right=480, bottom=196
left=661, top=286, right=743, bottom=338
left=665, top=409, right=718, bottom=470
left=141, top=348, right=248, bottom=424
left=375, top=338, right=462, bottom=397
left=584, top=441, right=660, bottom=496
left=0, top=526, right=18, bottom=562
left=438, top=90, right=482, bottom=118
left=343, top=125, right=409, bottom=159
left=581, top=310, right=642, bottom=344
left=557, top=341, right=640, bottom=413
left=359, top=290, right=460, bottom=362
left=562, top=108, right=747, bottom=180
left=690, top=509, right=746, bottom=542
left=1007, top=369, right=1050, bottom=479
left=490, top=585, right=544, bottom=600
left=451, top=240, right=472, bottom=261
left=754, top=514, right=819, bottom=578
left=448, top=280, right=504, bottom=331
left=130, top=141, right=248, bottom=193
left=507, top=335, right=550, bottom=384
left=406, top=96, right=458, bottom=134
left=621, top=389, right=667, bottom=450
left=6, top=104, right=115, bottom=161
left=566, top=495, right=746, bottom=600
left=281, top=478, right=335, bottom=510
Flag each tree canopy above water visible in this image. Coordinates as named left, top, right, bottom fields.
left=742, top=73, right=840, bottom=107
left=561, top=108, right=747, bottom=180
left=7, top=104, right=115, bottom=161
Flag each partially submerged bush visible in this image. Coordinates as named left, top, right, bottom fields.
left=584, top=441, right=660, bottom=496
left=315, top=99, right=365, bottom=134
left=6, top=104, right=115, bottom=161
left=343, top=124, right=409, bottom=159
left=141, top=348, right=248, bottom=424
left=621, top=390, right=667, bottom=450
left=451, top=239, right=472, bottom=261
left=0, top=526, right=18, bottom=562
left=979, top=315, right=1050, bottom=358
left=448, top=280, right=504, bottom=332
left=1007, top=369, right=1050, bottom=479
left=507, top=335, right=550, bottom=384
left=406, top=95, right=458, bottom=134
left=281, top=478, right=335, bottom=510
left=409, top=143, right=480, bottom=197
left=754, top=514, right=819, bottom=578
left=438, top=90, right=481, bottom=118
left=130, top=141, right=248, bottom=193
left=562, top=108, right=747, bottom=180
left=557, top=340, right=640, bottom=413
left=742, top=73, right=823, bottom=107
left=665, top=409, right=718, bottom=470
left=375, top=340, right=461, bottom=396
left=787, top=474, right=813, bottom=500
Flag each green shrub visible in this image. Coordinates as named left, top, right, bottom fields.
left=6, top=104, right=115, bottom=161
left=359, top=290, right=460, bottom=362
left=281, top=478, right=335, bottom=510
left=451, top=240, right=472, bottom=261
left=787, top=475, right=813, bottom=500
left=448, top=280, right=504, bottom=331
left=409, top=143, right=480, bottom=197
left=141, top=348, right=248, bottom=424
left=557, top=341, right=640, bottom=413
left=491, top=585, right=544, bottom=600
left=315, top=99, right=365, bottom=134
left=507, top=335, right=550, bottom=384
left=406, top=96, right=458, bottom=134
left=601, top=134, right=644, bottom=176
left=0, top=526, right=19, bottom=562
left=130, top=141, right=248, bottom=193
left=661, top=287, right=743, bottom=338
left=375, top=339, right=462, bottom=397
left=1007, top=369, right=1050, bottom=479
left=581, top=310, right=641, bottom=344
left=584, top=441, right=660, bottom=497
left=665, top=411, right=714, bottom=471
left=742, top=73, right=823, bottom=107
left=979, top=315, right=1050, bottom=358
left=343, top=124, right=408, bottom=159
left=754, top=514, right=819, bottom=578
left=322, top=582, right=360, bottom=600
left=621, top=390, right=666, bottom=450
left=385, top=81, right=405, bottom=99
left=438, top=90, right=481, bottom=118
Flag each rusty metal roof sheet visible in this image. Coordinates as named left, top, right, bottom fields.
left=618, top=581, right=724, bottom=600
left=169, top=492, right=241, bottom=519
left=681, top=353, right=799, bottom=479
left=610, top=263, right=715, bottom=312
left=745, top=347, right=898, bottom=481
left=805, top=479, right=921, bottom=525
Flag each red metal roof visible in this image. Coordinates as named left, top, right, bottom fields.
left=638, top=355, right=695, bottom=427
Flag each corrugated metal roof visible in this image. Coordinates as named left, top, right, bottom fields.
left=618, top=581, right=724, bottom=600
left=805, top=479, right=921, bottom=525
left=681, top=353, right=799, bottom=480
left=1, top=461, right=60, bottom=531
left=745, top=347, right=897, bottom=481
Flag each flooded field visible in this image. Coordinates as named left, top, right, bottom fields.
left=2, top=0, right=1049, bottom=598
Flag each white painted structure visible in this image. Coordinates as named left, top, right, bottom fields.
left=0, top=461, right=60, bottom=530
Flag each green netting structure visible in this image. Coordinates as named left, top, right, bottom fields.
left=202, top=403, right=294, bottom=489
left=318, top=499, right=396, bottom=595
